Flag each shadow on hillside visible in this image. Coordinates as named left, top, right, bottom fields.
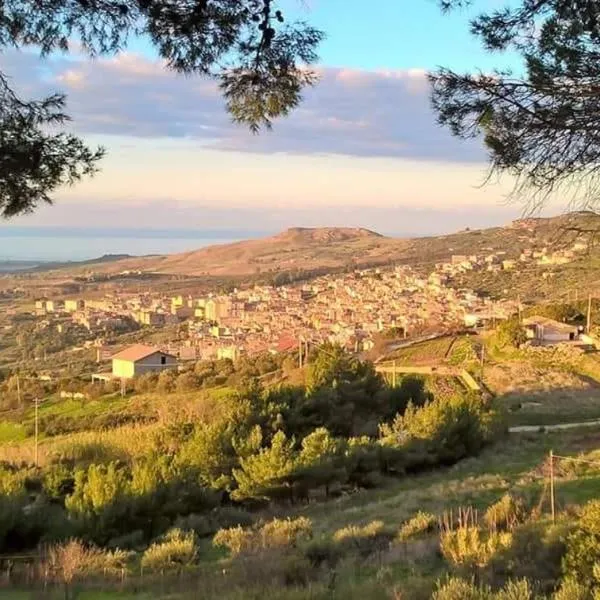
left=493, top=386, right=600, bottom=427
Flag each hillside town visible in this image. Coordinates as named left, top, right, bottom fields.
left=26, top=260, right=527, bottom=365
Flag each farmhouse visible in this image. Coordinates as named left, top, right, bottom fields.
left=110, top=344, right=177, bottom=379
left=523, top=316, right=580, bottom=344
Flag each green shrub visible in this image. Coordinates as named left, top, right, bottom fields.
left=494, top=579, right=535, bottom=600
left=491, top=521, right=567, bottom=590
left=440, top=526, right=512, bottom=568
left=552, top=578, right=592, bottom=600
left=213, top=525, right=254, bottom=557
left=397, top=511, right=437, bottom=542
left=379, top=393, right=502, bottom=468
left=484, top=495, right=524, bottom=531
left=563, top=499, right=600, bottom=587
left=43, top=463, right=75, bottom=500
left=433, top=577, right=492, bottom=600
left=141, top=528, right=196, bottom=572
left=433, top=578, right=534, bottom=600
left=333, top=520, right=394, bottom=557
left=259, top=516, right=313, bottom=549
left=214, top=517, right=312, bottom=558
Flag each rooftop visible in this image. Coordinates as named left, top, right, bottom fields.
left=111, top=344, right=174, bottom=362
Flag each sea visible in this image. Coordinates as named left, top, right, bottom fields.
left=0, top=227, right=271, bottom=269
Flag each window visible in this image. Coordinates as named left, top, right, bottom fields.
left=161, top=356, right=166, bottom=365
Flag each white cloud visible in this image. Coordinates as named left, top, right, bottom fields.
left=4, top=49, right=485, bottom=162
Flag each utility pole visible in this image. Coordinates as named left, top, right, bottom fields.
left=298, top=339, right=303, bottom=369
left=587, top=293, right=593, bottom=333
left=16, top=374, right=21, bottom=407
left=479, top=344, right=485, bottom=383
left=34, top=397, right=40, bottom=468
left=392, top=360, right=397, bottom=387
left=517, top=295, right=522, bottom=323
left=549, top=450, right=555, bottom=524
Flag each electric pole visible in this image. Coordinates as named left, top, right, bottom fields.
left=34, top=397, right=40, bottom=468
left=16, top=374, right=21, bottom=407
left=587, top=294, right=593, bottom=333
left=298, top=338, right=303, bottom=369
left=479, top=343, right=485, bottom=383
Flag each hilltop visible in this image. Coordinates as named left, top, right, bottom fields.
left=62, top=225, right=405, bottom=277
left=24, top=212, right=600, bottom=300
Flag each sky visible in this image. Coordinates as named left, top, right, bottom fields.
left=3, top=0, right=557, bottom=236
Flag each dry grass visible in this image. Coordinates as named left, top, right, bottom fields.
left=0, top=422, right=161, bottom=466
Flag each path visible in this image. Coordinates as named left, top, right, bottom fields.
left=509, top=419, right=600, bottom=433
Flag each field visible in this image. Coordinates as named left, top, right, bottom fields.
left=386, top=335, right=459, bottom=364
left=5, top=426, right=600, bottom=599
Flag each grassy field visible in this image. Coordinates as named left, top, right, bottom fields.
left=0, top=386, right=236, bottom=463
left=386, top=336, right=457, bottom=364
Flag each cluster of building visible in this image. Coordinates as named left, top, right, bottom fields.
left=32, top=261, right=526, bottom=365
left=436, top=240, right=588, bottom=277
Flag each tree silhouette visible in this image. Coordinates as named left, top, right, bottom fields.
left=431, top=0, right=600, bottom=210
left=0, top=0, right=324, bottom=217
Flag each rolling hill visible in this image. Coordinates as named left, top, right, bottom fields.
left=40, top=212, right=600, bottom=300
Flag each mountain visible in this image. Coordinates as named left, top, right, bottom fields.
left=65, top=226, right=405, bottom=277
left=51, top=213, right=600, bottom=292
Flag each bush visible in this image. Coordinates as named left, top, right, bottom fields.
left=491, top=521, right=566, bottom=590
left=43, top=539, right=131, bottom=585
left=563, top=499, right=600, bottom=588
left=379, top=393, right=502, bottom=469
left=333, top=520, right=394, bottom=557
left=552, top=578, right=592, bottom=600
left=433, top=578, right=534, bottom=600
left=141, top=528, right=197, bottom=572
left=432, top=577, right=492, bottom=600
left=440, top=526, right=512, bottom=569
left=483, top=495, right=524, bottom=531
left=213, top=525, right=254, bottom=557
left=397, top=511, right=438, bottom=542
left=213, top=517, right=312, bottom=557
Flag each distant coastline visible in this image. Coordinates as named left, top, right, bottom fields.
left=0, top=227, right=272, bottom=263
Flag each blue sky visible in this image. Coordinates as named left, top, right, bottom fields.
left=4, top=0, right=544, bottom=236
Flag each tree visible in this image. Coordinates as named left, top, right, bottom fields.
left=496, top=317, right=528, bottom=348
left=431, top=1, right=600, bottom=209
left=232, top=430, right=297, bottom=502
left=0, top=0, right=324, bottom=217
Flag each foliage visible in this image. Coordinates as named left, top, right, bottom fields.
left=0, top=1, right=325, bottom=216
left=140, top=528, right=197, bottom=572
left=43, top=539, right=131, bottom=584
left=379, top=393, right=502, bottom=468
left=440, top=526, right=513, bottom=568
left=432, top=0, right=600, bottom=208
left=232, top=430, right=297, bottom=501
left=433, top=578, right=534, bottom=600
left=552, top=578, right=593, bottom=600
left=496, top=318, right=528, bottom=349
left=332, top=520, right=394, bottom=557
left=397, top=511, right=438, bottom=542
left=563, top=499, right=600, bottom=588
left=483, top=494, right=525, bottom=531
left=213, top=517, right=312, bottom=557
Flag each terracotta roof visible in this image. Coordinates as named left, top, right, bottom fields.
left=111, top=344, right=174, bottom=362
